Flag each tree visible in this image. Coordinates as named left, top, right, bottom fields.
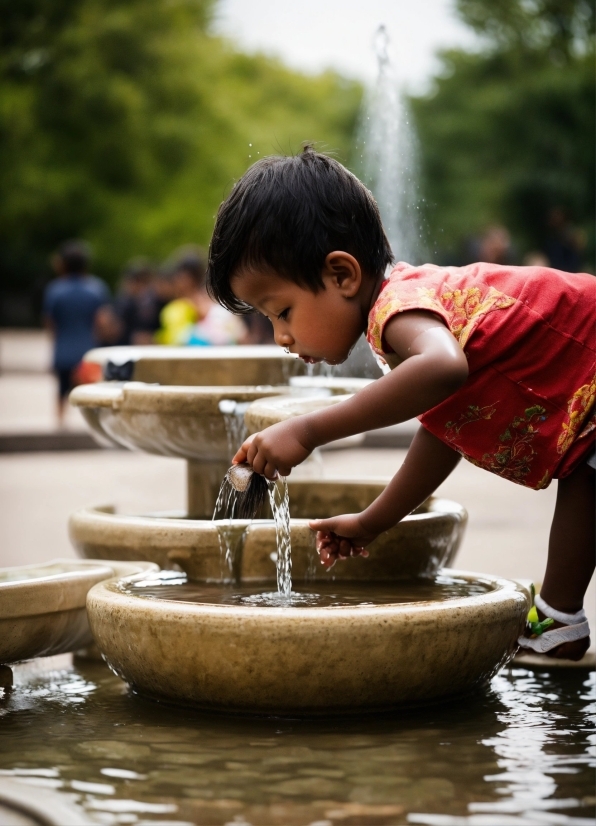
left=0, top=0, right=361, bottom=322
left=410, top=0, right=595, bottom=266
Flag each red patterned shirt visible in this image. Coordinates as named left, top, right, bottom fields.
left=367, top=262, right=596, bottom=489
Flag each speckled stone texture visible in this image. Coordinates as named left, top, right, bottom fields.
left=69, top=482, right=467, bottom=580
left=87, top=569, right=529, bottom=713
left=0, top=560, right=156, bottom=664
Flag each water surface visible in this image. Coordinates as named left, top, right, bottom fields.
left=1, top=658, right=593, bottom=825
left=122, top=571, right=493, bottom=608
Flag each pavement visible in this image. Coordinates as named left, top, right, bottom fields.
left=0, top=329, right=88, bottom=435
left=1, top=329, right=593, bottom=644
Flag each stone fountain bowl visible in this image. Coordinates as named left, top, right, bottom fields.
left=0, top=559, right=157, bottom=665
left=69, top=480, right=467, bottom=580
left=245, top=391, right=356, bottom=434
left=83, top=344, right=302, bottom=386
left=69, top=381, right=294, bottom=459
left=87, top=566, right=529, bottom=713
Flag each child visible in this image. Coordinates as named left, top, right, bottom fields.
left=207, top=147, right=595, bottom=662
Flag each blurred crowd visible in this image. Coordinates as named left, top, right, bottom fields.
left=42, top=209, right=587, bottom=423
left=461, top=207, right=586, bottom=271
left=42, top=240, right=274, bottom=422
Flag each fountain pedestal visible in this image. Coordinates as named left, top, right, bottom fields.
left=187, top=458, right=231, bottom=518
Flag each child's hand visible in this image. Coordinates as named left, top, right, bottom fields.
left=233, top=420, right=313, bottom=479
left=309, top=513, right=377, bottom=569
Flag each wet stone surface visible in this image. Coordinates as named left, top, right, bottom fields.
left=0, top=658, right=593, bottom=825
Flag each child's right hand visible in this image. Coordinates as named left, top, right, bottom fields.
left=233, top=419, right=314, bottom=479
left=309, top=513, right=376, bottom=569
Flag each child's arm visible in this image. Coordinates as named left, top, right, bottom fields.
left=311, top=426, right=461, bottom=567
left=233, top=310, right=468, bottom=478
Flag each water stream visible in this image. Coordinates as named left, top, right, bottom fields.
left=267, top=477, right=292, bottom=597
left=215, top=401, right=293, bottom=594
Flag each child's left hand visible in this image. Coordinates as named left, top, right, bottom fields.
left=233, top=420, right=313, bottom=479
left=309, top=513, right=377, bottom=569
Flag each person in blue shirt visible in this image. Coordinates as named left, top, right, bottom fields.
left=43, top=240, right=110, bottom=424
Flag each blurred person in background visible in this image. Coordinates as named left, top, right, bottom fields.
left=156, top=247, right=246, bottom=346
left=242, top=311, right=275, bottom=344
left=543, top=207, right=585, bottom=273
left=43, top=240, right=110, bottom=425
left=523, top=251, right=550, bottom=267
left=113, top=259, right=162, bottom=345
left=478, top=225, right=514, bottom=265
left=460, top=225, right=515, bottom=267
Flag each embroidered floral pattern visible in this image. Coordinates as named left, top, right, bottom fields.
left=479, top=405, right=548, bottom=483
left=368, top=282, right=516, bottom=354
left=440, top=286, right=516, bottom=348
left=557, top=376, right=596, bottom=455
left=445, top=403, right=498, bottom=441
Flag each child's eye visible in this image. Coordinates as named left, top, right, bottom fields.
left=277, top=308, right=290, bottom=321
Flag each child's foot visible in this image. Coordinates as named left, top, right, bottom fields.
left=517, top=593, right=590, bottom=661
left=535, top=608, right=591, bottom=661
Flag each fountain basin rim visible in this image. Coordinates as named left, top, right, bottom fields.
left=70, top=382, right=293, bottom=410
left=83, top=344, right=298, bottom=366
left=93, top=569, right=529, bottom=620
left=71, top=493, right=466, bottom=533
left=0, top=559, right=158, bottom=618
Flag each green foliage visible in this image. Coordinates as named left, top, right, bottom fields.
left=456, top=0, right=594, bottom=58
left=411, top=0, right=595, bottom=264
left=0, top=0, right=361, bottom=305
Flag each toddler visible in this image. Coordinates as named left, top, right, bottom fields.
left=207, top=147, right=595, bottom=662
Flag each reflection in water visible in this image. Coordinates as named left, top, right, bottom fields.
left=0, top=659, right=593, bottom=825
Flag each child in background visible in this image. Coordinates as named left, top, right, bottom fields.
left=156, top=249, right=246, bottom=346
left=206, top=147, right=595, bottom=662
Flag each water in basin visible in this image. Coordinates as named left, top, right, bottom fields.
left=0, top=657, right=593, bottom=825
left=120, top=570, right=494, bottom=608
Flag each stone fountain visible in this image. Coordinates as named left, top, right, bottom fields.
left=0, top=558, right=155, bottom=686
left=65, top=345, right=529, bottom=712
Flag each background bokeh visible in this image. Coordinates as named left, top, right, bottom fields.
left=0, top=0, right=594, bottom=325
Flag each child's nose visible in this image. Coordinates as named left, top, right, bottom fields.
left=275, top=329, right=294, bottom=349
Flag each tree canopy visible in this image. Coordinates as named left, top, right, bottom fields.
left=0, top=0, right=361, bottom=320
left=411, top=0, right=595, bottom=265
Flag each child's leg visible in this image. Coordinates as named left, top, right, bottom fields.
left=538, top=460, right=595, bottom=659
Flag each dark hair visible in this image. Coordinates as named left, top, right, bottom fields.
left=58, top=239, right=91, bottom=274
left=165, top=246, right=206, bottom=287
left=123, top=257, right=154, bottom=284
left=207, top=147, right=393, bottom=313
left=175, top=254, right=206, bottom=286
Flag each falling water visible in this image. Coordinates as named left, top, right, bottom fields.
left=212, top=474, right=293, bottom=596
left=214, top=398, right=293, bottom=595
left=212, top=400, right=252, bottom=580
left=267, top=477, right=292, bottom=597
left=355, top=25, right=424, bottom=263
left=212, top=477, right=246, bottom=580
left=218, top=399, right=250, bottom=457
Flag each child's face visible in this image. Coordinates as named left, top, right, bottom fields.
left=231, top=265, right=365, bottom=365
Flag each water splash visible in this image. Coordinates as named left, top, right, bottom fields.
left=355, top=25, right=424, bottom=264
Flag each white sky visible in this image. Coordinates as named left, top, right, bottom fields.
left=213, top=0, right=479, bottom=93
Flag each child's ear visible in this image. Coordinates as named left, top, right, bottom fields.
left=322, top=251, right=362, bottom=297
